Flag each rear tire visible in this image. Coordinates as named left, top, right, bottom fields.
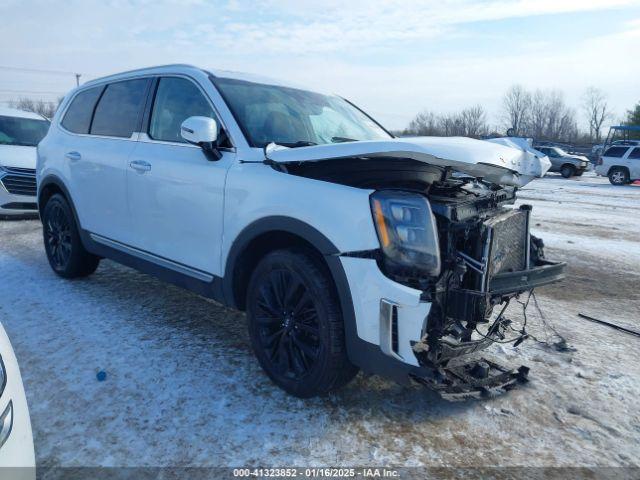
left=560, top=164, right=575, bottom=178
left=42, top=194, right=100, bottom=278
left=608, top=168, right=629, bottom=185
left=246, top=249, right=358, bottom=397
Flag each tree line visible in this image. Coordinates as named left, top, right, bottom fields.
left=6, top=97, right=62, bottom=119
left=403, top=85, right=640, bottom=144
left=6, top=87, right=640, bottom=144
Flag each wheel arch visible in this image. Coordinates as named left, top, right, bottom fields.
left=606, top=165, right=630, bottom=177
left=223, top=216, right=342, bottom=311
left=38, top=176, right=83, bottom=227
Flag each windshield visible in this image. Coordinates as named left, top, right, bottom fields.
left=213, top=78, right=391, bottom=148
left=553, top=147, right=568, bottom=156
left=0, top=115, right=50, bottom=147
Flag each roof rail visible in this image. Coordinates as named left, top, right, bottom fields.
left=83, top=64, right=202, bottom=86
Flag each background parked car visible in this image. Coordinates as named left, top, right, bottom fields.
left=0, top=321, right=35, bottom=480
left=0, top=108, right=49, bottom=218
left=535, top=146, right=590, bottom=178
left=591, top=139, right=640, bottom=158
left=595, top=145, right=640, bottom=185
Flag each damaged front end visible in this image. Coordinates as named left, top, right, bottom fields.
left=270, top=137, right=564, bottom=400
left=405, top=179, right=565, bottom=399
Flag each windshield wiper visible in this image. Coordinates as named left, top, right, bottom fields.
left=331, top=136, right=358, bottom=143
left=274, top=140, right=317, bottom=148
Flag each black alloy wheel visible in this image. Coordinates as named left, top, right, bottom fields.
left=254, top=268, right=321, bottom=380
left=42, top=194, right=100, bottom=278
left=44, top=201, right=73, bottom=270
left=246, top=249, right=358, bottom=397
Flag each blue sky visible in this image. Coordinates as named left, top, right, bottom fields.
left=1, top=0, right=639, bottom=130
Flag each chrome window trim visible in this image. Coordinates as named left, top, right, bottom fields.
left=136, top=132, right=236, bottom=153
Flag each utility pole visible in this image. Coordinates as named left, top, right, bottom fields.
left=75, top=73, right=81, bottom=86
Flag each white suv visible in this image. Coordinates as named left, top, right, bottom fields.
left=0, top=107, right=49, bottom=217
left=37, top=65, right=564, bottom=399
left=595, top=144, right=640, bottom=185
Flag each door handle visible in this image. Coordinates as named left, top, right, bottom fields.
left=129, top=160, right=152, bottom=173
left=65, top=151, right=81, bottom=161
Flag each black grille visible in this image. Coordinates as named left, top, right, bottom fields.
left=1, top=168, right=36, bottom=196
left=485, top=209, right=528, bottom=278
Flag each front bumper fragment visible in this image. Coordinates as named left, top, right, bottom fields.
left=489, top=260, right=566, bottom=295
left=411, top=358, right=530, bottom=401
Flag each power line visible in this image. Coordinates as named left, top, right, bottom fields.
left=0, top=65, right=90, bottom=77
left=0, top=89, right=66, bottom=95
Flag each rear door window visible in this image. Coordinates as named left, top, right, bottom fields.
left=91, top=78, right=150, bottom=138
left=149, top=77, right=215, bottom=143
left=603, top=146, right=630, bottom=158
left=61, top=86, right=103, bottom=134
left=628, top=148, right=640, bottom=159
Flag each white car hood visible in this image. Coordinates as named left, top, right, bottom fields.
left=266, top=136, right=551, bottom=187
left=0, top=145, right=37, bottom=170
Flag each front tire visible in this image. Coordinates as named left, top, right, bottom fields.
left=608, top=168, right=630, bottom=185
left=560, top=164, right=575, bottom=178
left=246, top=249, right=358, bottom=397
left=42, top=194, right=100, bottom=278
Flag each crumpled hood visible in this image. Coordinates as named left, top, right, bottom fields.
left=266, top=136, right=551, bottom=187
left=0, top=145, right=37, bottom=170
left=564, top=153, right=589, bottom=162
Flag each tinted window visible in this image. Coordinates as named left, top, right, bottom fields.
left=149, top=77, right=215, bottom=143
left=603, top=146, right=629, bottom=158
left=61, top=87, right=103, bottom=134
left=629, top=147, right=640, bottom=159
left=91, top=79, right=149, bottom=138
left=0, top=116, right=50, bottom=147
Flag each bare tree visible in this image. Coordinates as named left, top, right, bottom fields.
left=528, top=89, right=547, bottom=139
left=403, top=106, right=488, bottom=138
left=542, top=90, right=574, bottom=140
left=501, top=85, right=531, bottom=136
left=582, top=87, right=612, bottom=142
left=404, top=110, right=441, bottom=136
left=7, top=97, right=62, bottom=119
left=459, top=105, right=487, bottom=138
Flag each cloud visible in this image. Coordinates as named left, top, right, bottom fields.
left=161, top=0, right=638, bottom=55
left=1, top=0, right=639, bottom=129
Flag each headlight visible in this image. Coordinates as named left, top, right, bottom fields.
left=370, top=190, right=441, bottom=277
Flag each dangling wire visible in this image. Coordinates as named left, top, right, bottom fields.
left=474, top=290, right=573, bottom=352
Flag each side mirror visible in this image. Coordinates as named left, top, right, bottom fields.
left=180, top=116, right=221, bottom=160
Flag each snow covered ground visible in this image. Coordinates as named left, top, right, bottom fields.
left=0, top=172, right=639, bottom=471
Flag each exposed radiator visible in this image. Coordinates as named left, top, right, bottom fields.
left=482, top=208, right=530, bottom=288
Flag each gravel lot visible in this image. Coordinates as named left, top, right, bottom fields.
left=0, top=173, right=639, bottom=472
